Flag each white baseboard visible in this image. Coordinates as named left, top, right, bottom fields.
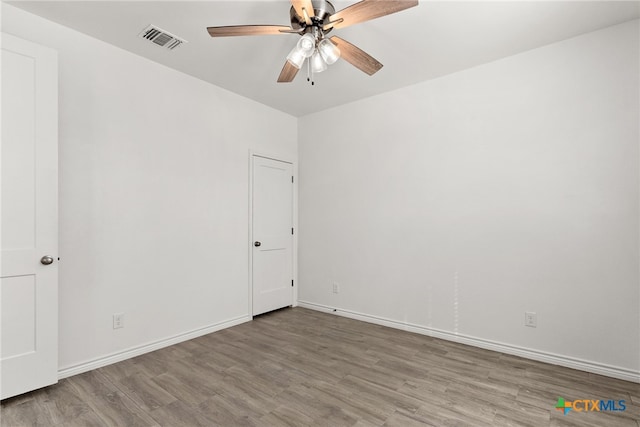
left=58, top=315, right=251, bottom=379
left=297, top=301, right=640, bottom=384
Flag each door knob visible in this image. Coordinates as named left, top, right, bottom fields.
left=40, top=255, right=54, bottom=265
left=254, top=241, right=261, bottom=247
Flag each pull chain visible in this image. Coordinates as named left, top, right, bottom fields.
left=311, top=54, right=315, bottom=85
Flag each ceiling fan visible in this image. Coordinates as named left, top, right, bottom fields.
left=207, top=0, right=419, bottom=84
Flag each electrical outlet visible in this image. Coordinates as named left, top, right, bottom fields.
left=525, top=311, right=537, bottom=328
left=113, top=313, right=125, bottom=329
left=332, top=282, right=340, bottom=294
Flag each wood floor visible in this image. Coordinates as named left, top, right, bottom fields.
left=1, top=307, right=638, bottom=426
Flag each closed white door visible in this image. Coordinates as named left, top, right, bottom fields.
left=252, top=156, right=293, bottom=316
left=1, top=34, right=58, bottom=399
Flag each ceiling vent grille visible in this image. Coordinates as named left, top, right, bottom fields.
left=139, top=25, right=186, bottom=50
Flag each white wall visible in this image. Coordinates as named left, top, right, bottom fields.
left=2, top=4, right=297, bottom=372
left=299, top=20, right=640, bottom=379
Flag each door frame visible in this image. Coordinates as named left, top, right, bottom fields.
left=248, top=151, right=297, bottom=318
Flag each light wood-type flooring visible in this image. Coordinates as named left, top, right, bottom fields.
left=1, top=307, right=639, bottom=426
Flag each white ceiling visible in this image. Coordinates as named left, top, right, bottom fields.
left=6, top=1, right=640, bottom=117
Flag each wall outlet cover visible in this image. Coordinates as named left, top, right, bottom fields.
left=113, top=313, right=125, bottom=329
left=525, top=311, right=537, bottom=328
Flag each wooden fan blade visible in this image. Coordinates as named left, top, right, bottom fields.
left=322, top=18, right=344, bottom=32
left=207, top=25, right=293, bottom=37
left=328, top=0, right=418, bottom=30
left=277, top=60, right=300, bottom=83
left=291, top=0, right=315, bottom=25
left=330, top=36, right=383, bottom=76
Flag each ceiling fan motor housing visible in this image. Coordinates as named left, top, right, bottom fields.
left=290, top=0, right=336, bottom=33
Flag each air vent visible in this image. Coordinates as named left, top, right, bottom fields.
left=139, top=25, right=186, bottom=50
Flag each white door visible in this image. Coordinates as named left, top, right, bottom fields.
left=1, top=34, right=58, bottom=399
left=252, top=156, right=293, bottom=316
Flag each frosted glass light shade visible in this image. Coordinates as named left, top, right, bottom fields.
left=310, top=51, right=327, bottom=73
left=297, top=33, right=316, bottom=58
left=286, top=46, right=306, bottom=69
left=318, top=39, right=340, bottom=65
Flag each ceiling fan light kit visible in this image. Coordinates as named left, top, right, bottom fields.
left=311, top=50, right=328, bottom=73
left=286, top=26, right=336, bottom=84
left=318, top=39, right=340, bottom=65
left=294, top=32, right=317, bottom=57
left=206, top=0, right=419, bottom=84
left=286, top=46, right=307, bottom=69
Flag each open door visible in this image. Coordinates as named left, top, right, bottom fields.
left=1, top=33, right=59, bottom=399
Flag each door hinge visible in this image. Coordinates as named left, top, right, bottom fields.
left=292, top=176, right=294, bottom=183
left=292, top=280, right=294, bottom=287
left=291, top=227, right=294, bottom=235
